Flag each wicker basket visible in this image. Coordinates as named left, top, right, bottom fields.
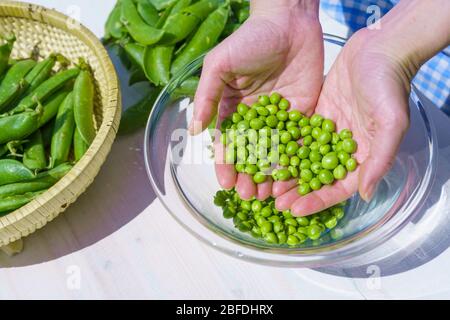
left=0, top=1, right=121, bottom=247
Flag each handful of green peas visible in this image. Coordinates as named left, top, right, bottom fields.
left=104, top=0, right=249, bottom=134
left=219, top=93, right=359, bottom=196
left=214, top=189, right=345, bottom=246
left=0, top=35, right=96, bottom=216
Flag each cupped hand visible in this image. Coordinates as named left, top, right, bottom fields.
left=275, top=29, right=415, bottom=216
left=190, top=2, right=324, bottom=201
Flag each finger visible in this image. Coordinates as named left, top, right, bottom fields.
left=272, top=179, right=298, bottom=197
left=236, top=173, right=257, bottom=200
left=214, top=137, right=237, bottom=190
left=359, top=115, right=409, bottom=201
left=275, top=187, right=300, bottom=211
left=256, top=177, right=273, bottom=201
left=190, top=51, right=227, bottom=135
left=290, top=171, right=358, bottom=216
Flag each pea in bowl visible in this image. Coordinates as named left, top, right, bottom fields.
left=144, top=34, right=437, bottom=267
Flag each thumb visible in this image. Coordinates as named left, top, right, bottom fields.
left=189, top=50, right=228, bottom=135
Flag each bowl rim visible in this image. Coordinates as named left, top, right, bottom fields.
left=144, top=33, right=438, bottom=267
left=0, top=1, right=121, bottom=246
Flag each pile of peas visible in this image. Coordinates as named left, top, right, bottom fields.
left=214, top=189, right=345, bottom=246
left=219, top=93, right=358, bottom=196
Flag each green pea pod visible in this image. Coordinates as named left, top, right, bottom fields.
left=123, top=42, right=145, bottom=69
left=171, top=4, right=230, bottom=76
left=51, top=93, right=75, bottom=167
left=143, top=45, right=173, bottom=86
left=73, top=128, right=89, bottom=161
left=0, top=159, right=35, bottom=186
left=149, top=0, right=177, bottom=11
left=121, top=0, right=164, bottom=46
left=159, top=12, right=200, bottom=45
left=154, top=0, right=188, bottom=28
left=105, top=1, right=126, bottom=40
left=23, top=130, right=47, bottom=170
left=172, top=76, right=199, bottom=99
left=22, top=55, right=57, bottom=97
left=0, top=144, right=8, bottom=157
left=13, top=68, right=80, bottom=112
left=34, top=162, right=73, bottom=183
left=0, top=191, right=44, bottom=215
left=236, top=5, right=249, bottom=23
left=221, top=22, right=240, bottom=39
left=0, top=35, right=15, bottom=77
left=40, top=120, right=54, bottom=148
left=0, top=141, right=24, bottom=158
left=73, top=70, right=96, bottom=145
left=0, top=105, right=43, bottom=144
left=37, top=88, right=71, bottom=127
left=137, top=0, right=159, bottom=26
left=182, top=0, right=222, bottom=20
left=0, top=59, right=37, bottom=112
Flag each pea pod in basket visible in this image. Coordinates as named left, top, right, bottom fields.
left=0, top=35, right=15, bottom=77
left=0, top=159, right=35, bottom=186
left=0, top=103, right=43, bottom=144
left=23, top=130, right=47, bottom=170
left=0, top=191, right=44, bottom=216
left=73, top=70, right=96, bottom=145
left=51, top=92, right=75, bottom=167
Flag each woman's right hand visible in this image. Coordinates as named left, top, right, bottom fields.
left=190, top=0, right=324, bottom=201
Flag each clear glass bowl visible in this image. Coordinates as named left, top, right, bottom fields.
left=144, top=34, right=438, bottom=267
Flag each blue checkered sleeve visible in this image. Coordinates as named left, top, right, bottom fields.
left=321, top=0, right=450, bottom=115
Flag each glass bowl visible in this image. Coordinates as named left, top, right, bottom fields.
left=144, top=34, right=438, bottom=267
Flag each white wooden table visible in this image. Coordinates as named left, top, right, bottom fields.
left=0, top=0, right=449, bottom=300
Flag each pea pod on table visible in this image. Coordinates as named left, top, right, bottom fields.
left=172, top=76, right=200, bottom=99
left=0, top=104, right=43, bottom=144
left=149, top=0, right=178, bottom=11
left=105, top=0, right=127, bottom=40
left=143, top=45, right=174, bottom=86
left=51, top=92, right=75, bottom=167
left=159, top=11, right=200, bottom=45
left=73, top=70, right=96, bottom=145
left=121, top=0, right=164, bottom=46
left=0, top=59, right=36, bottom=112
left=123, top=42, right=145, bottom=69
left=0, top=159, right=35, bottom=186
left=0, top=35, right=15, bottom=77
left=171, top=4, right=230, bottom=76
left=182, top=0, right=222, bottom=20
left=23, top=130, right=47, bottom=170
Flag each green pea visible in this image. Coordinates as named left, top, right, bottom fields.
left=339, top=128, right=353, bottom=140
left=266, top=104, right=278, bottom=115
left=285, top=120, right=297, bottom=129
left=282, top=210, right=293, bottom=219
left=257, top=159, right=270, bottom=170
left=241, top=200, right=252, bottom=211
left=252, top=200, right=263, bottom=212
left=332, top=132, right=340, bottom=145
left=236, top=134, right=247, bottom=146
left=253, top=172, right=267, bottom=184
left=258, top=95, right=270, bottom=106
left=290, top=156, right=300, bottom=167
left=277, top=232, right=287, bottom=244
left=299, top=159, right=311, bottom=170
left=298, top=183, right=311, bottom=196
left=236, top=147, right=248, bottom=161
left=235, top=163, right=245, bottom=172
left=337, top=150, right=350, bottom=165
left=324, top=217, right=338, bottom=229
left=309, top=150, right=322, bottom=162
left=288, top=110, right=302, bottom=122
left=311, top=127, right=322, bottom=139
left=261, top=206, right=272, bottom=217
left=276, top=121, right=285, bottom=130
left=331, top=207, right=345, bottom=219
left=335, top=141, right=343, bottom=152
left=342, top=138, right=357, bottom=153
left=318, top=169, right=334, bottom=185
left=273, top=221, right=284, bottom=233
left=310, top=141, right=319, bottom=151
left=270, top=92, right=281, bottom=105
left=322, top=153, right=339, bottom=170
left=319, top=144, right=331, bottom=155
left=250, top=118, right=264, bottom=130
left=310, top=114, right=323, bottom=127
left=237, top=103, right=249, bottom=115
left=276, top=168, right=291, bottom=181
left=285, top=218, right=298, bottom=227
left=231, top=112, right=242, bottom=123
left=256, top=106, right=269, bottom=116
left=256, top=216, right=267, bottom=226
left=300, top=169, right=313, bottom=183
left=251, top=226, right=262, bottom=238
left=280, top=131, right=292, bottom=144
left=296, top=216, right=310, bottom=227
left=307, top=225, right=322, bottom=240
left=245, top=108, right=258, bottom=121
left=288, top=166, right=299, bottom=178
left=278, top=144, right=286, bottom=154
left=251, top=102, right=262, bottom=109
left=276, top=110, right=288, bottom=121
left=237, top=211, right=248, bottom=221
left=298, top=117, right=310, bottom=127
left=297, top=146, right=310, bottom=159
left=346, top=158, right=357, bottom=172
left=268, top=215, right=281, bottom=223
left=279, top=154, right=290, bottom=167
left=309, top=177, right=322, bottom=190
left=260, top=221, right=273, bottom=234
left=286, top=235, right=299, bottom=246
left=247, top=154, right=257, bottom=165
left=333, top=165, right=347, bottom=180
left=303, top=135, right=313, bottom=146
left=278, top=98, right=290, bottom=110
left=322, top=119, right=336, bottom=132
left=297, top=226, right=308, bottom=235
left=285, top=141, right=299, bottom=156
left=288, top=126, right=301, bottom=140
left=225, top=148, right=236, bottom=164
left=300, top=125, right=312, bottom=137
left=237, top=120, right=250, bottom=130
left=318, top=131, right=332, bottom=145
left=287, top=225, right=297, bottom=235
left=245, top=164, right=258, bottom=175
left=266, top=115, right=278, bottom=128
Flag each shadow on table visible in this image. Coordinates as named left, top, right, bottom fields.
left=0, top=46, right=157, bottom=268
left=315, top=92, right=450, bottom=278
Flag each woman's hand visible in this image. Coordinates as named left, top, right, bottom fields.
left=190, top=0, right=324, bottom=200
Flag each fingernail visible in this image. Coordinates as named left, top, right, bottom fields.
left=362, top=183, right=378, bottom=202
